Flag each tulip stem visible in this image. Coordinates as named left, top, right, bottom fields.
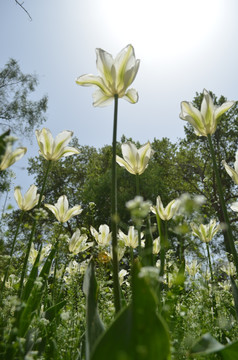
left=111, top=94, right=121, bottom=313
left=207, top=134, right=238, bottom=273
left=0, top=211, right=24, bottom=296
left=18, top=160, right=52, bottom=298
left=136, top=174, right=140, bottom=196
left=206, top=243, right=218, bottom=319
left=135, top=174, right=142, bottom=257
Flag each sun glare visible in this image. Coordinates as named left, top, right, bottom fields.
left=97, top=0, right=223, bottom=63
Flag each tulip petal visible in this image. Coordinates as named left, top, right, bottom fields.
left=138, top=142, right=152, bottom=174
left=201, top=90, right=214, bottom=128
left=180, top=101, right=205, bottom=136
left=53, top=131, right=73, bottom=158
left=44, top=204, right=60, bottom=221
left=122, top=88, right=139, bottom=104
left=214, top=101, right=235, bottom=120
left=92, top=89, right=114, bottom=107
left=222, top=160, right=238, bottom=184
left=116, top=155, right=135, bottom=174
left=64, top=205, right=82, bottom=222
left=96, top=48, right=114, bottom=86
left=58, top=147, right=80, bottom=158
left=75, top=74, right=110, bottom=95
left=0, top=146, right=27, bottom=170
left=115, top=44, right=134, bottom=90
left=14, top=187, right=23, bottom=209
left=36, top=128, right=54, bottom=159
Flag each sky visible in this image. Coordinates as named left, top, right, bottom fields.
left=1, top=0, right=238, bottom=206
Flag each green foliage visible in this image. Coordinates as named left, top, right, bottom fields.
left=0, top=58, right=47, bottom=140
left=91, top=261, right=170, bottom=360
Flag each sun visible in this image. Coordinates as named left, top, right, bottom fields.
left=96, top=0, right=223, bottom=63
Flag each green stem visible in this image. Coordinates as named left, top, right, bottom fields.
left=52, top=239, right=59, bottom=303
left=135, top=174, right=142, bottom=257
left=18, top=160, right=52, bottom=298
left=136, top=174, right=140, bottom=196
left=0, top=211, right=24, bottom=295
left=207, top=134, right=238, bottom=273
left=111, top=95, right=121, bottom=313
left=206, top=243, right=218, bottom=319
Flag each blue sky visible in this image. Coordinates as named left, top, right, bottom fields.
left=1, top=0, right=238, bottom=204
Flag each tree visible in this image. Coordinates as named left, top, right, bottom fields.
left=0, top=58, right=47, bottom=140
left=176, top=91, right=238, bottom=256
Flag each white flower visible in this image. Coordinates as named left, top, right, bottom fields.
left=68, top=229, right=93, bottom=255
left=0, top=143, right=26, bottom=170
left=222, top=151, right=238, bottom=185
left=116, top=141, right=153, bottom=175
left=190, top=219, right=220, bottom=243
left=118, top=226, right=141, bottom=248
left=153, top=237, right=161, bottom=254
left=151, top=196, right=180, bottom=221
left=76, top=44, right=140, bottom=106
left=14, top=184, right=41, bottom=211
left=35, top=128, right=79, bottom=161
left=90, top=224, right=112, bottom=246
left=44, top=195, right=82, bottom=223
left=180, top=89, right=235, bottom=136
left=119, top=269, right=128, bottom=285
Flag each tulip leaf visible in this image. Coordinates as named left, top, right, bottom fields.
left=14, top=247, right=56, bottom=338
left=91, top=261, right=171, bottom=360
left=189, top=333, right=238, bottom=359
left=83, top=259, right=105, bottom=360
left=21, top=244, right=42, bottom=302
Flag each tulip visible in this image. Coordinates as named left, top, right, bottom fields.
left=68, top=229, right=93, bottom=255
left=222, top=151, right=238, bottom=185
left=191, top=219, right=220, bottom=243
left=151, top=196, right=180, bottom=221
left=116, top=141, right=153, bottom=175
left=14, top=184, right=41, bottom=211
left=0, top=143, right=26, bottom=170
left=76, top=44, right=140, bottom=106
left=118, top=226, right=141, bottom=248
left=35, top=128, right=79, bottom=161
left=90, top=224, right=112, bottom=246
left=153, top=237, right=161, bottom=254
left=180, top=89, right=235, bottom=136
left=44, top=195, right=82, bottom=223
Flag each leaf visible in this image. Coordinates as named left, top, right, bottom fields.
left=16, top=247, right=56, bottom=337
left=45, top=300, right=66, bottom=322
left=91, top=261, right=171, bottom=360
left=222, top=340, right=238, bottom=360
left=189, top=333, right=238, bottom=359
left=189, top=333, right=224, bottom=356
left=21, top=244, right=42, bottom=302
left=83, top=259, right=105, bottom=360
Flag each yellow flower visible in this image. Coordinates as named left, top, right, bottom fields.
left=190, top=219, right=220, bottom=243
left=35, top=128, right=79, bottom=161
left=14, top=184, right=41, bottom=211
left=0, top=143, right=26, bottom=170
left=222, top=151, right=238, bottom=185
left=180, top=89, right=235, bottom=136
left=116, top=141, right=153, bottom=175
left=44, top=195, right=82, bottom=223
left=151, top=196, right=180, bottom=221
left=76, top=44, right=140, bottom=106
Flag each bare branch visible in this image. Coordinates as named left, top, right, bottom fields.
left=15, top=0, right=32, bottom=21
